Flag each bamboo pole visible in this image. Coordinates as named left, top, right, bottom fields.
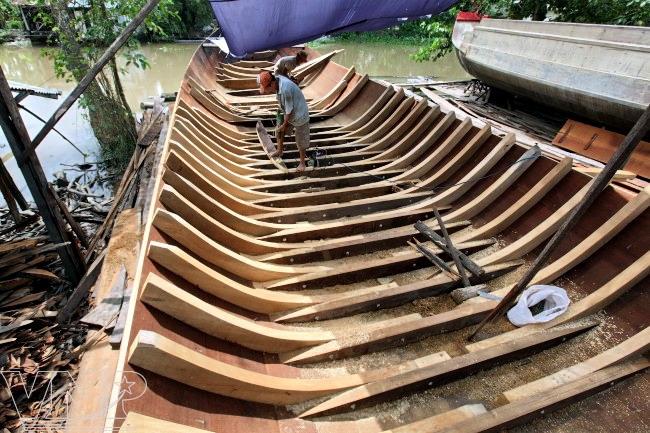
left=469, top=104, right=650, bottom=340
left=0, top=67, right=86, bottom=283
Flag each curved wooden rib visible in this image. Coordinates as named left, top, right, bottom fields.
left=358, top=98, right=430, bottom=151
left=459, top=157, right=573, bottom=241
left=309, top=66, right=355, bottom=110
left=140, top=273, right=335, bottom=352
left=405, top=360, right=649, bottom=433
left=385, top=404, right=488, bottom=433
left=480, top=178, right=595, bottom=266
left=148, top=243, right=317, bottom=313
left=465, top=251, right=650, bottom=353
left=189, top=79, right=257, bottom=123
left=128, top=330, right=364, bottom=405
left=444, top=146, right=541, bottom=222
left=375, top=111, right=454, bottom=168
left=159, top=185, right=298, bottom=254
left=319, top=73, right=370, bottom=117
left=299, top=323, right=594, bottom=417
left=409, top=124, right=492, bottom=189
left=152, top=209, right=328, bottom=281
left=390, top=118, right=473, bottom=181
left=503, top=326, right=650, bottom=403
left=336, top=85, right=396, bottom=132
left=165, top=148, right=273, bottom=213
left=162, top=168, right=300, bottom=236
left=370, top=106, right=442, bottom=162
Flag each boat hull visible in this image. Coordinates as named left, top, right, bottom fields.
left=453, top=18, right=650, bottom=128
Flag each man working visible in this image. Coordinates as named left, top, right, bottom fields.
left=258, top=71, right=310, bottom=173
left=274, top=50, right=308, bottom=82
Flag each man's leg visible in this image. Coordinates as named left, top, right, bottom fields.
left=295, top=122, right=310, bottom=173
left=272, top=129, right=285, bottom=157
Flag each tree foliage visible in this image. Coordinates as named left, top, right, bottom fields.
left=413, top=0, right=650, bottom=62
left=34, top=0, right=180, bottom=174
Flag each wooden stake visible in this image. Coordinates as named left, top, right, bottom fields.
left=469, top=104, right=650, bottom=340
left=433, top=209, right=471, bottom=286
left=0, top=67, right=86, bottom=284
left=27, top=0, right=162, bottom=151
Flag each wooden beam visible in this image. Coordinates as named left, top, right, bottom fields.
left=29, top=0, right=163, bottom=150
left=0, top=67, right=85, bottom=284
left=433, top=209, right=470, bottom=286
left=300, top=323, right=595, bottom=417
left=470, top=103, right=650, bottom=339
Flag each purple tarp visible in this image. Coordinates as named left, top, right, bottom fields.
left=209, top=0, right=459, bottom=57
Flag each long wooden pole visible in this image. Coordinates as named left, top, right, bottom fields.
left=27, top=0, right=162, bottom=152
left=469, top=104, right=650, bottom=340
left=0, top=67, right=86, bottom=283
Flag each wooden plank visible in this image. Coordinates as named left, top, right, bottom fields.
left=503, top=327, right=650, bottom=403
left=140, top=273, right=335, bottom=352
left=408, top=239, right=459, bottom=280
left=57, top=250, right=106, bottom=322
left=433, top=359, right=649, bottom=433
left=299, top=323, right=595, bottom=417
left=256, top=121, right=288, bottom=173
left=80, top=265, right=127, bottom=328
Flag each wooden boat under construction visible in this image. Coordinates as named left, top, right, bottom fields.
left=102, top=43, right=649, bottom=433
left=452, top=15, right=650, bottom=129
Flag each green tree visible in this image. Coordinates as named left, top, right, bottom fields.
left=38, top=0, right=178, bottom=174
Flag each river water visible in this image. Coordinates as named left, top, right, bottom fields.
left=0, top=41, right=468, bottom=202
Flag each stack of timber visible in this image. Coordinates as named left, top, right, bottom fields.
left=101, top=44, right=649, bottom=433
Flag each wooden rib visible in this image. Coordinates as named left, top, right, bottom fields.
left=390, top=118, right=473, bottom=181
left=147, top=242, right=317, bottom=314
left=189, top=79, right=256, bottom=123
left=162, top=168, right=299, bottom=236
left=292, top=50, right=342, bottom=81
left=444, top=146, right=541, bottom=222
left=465, top=251, right=650, bottom=353
left=278, top=262, right=523, bottom=362
left=359, top=98, right=430, bottom=151
left=373, top=109, right=451, bottom=166
left=174, top=118, right=263, bottom=170
left=410, top=124, right=493, bottom=189
left=480, top=178, right=595, bottom=266
left=216, top=77, right=258, bottom=90
left=319, top=74, right=370, bottom=117
left=120, top=411, right=211, bottom=433
left=459, top=157, right=573, bottom=241
left=152, top=209, right=328, bottom=281
left=424, top=133, right=518, bottom=205
left=530, top=185, right=650, bottom=284
left=140, top=273, right=334, bottom=352
left=128, top=329, right=452, bottom=406
left=384, top=404, right=488, bottom=433
left=175, top=107, right=260, bottom=160
left=310, top=66, right=355, bottom=110
left=172, top=125, right=269, bottom=182
left=299, top=323, right=595, bottom=417
left=128, top=330, right=364, bottom=405
left=165, top=147, right=273, bottom=210
left=336, top=85, right=396, bottom=132
left=159, top=185, right=296, bottom=254
left=503, top=327, right=650, bottom=403
left=432, top=359, right=649, bottom=433
left=347, top=89, right=407, bottom=137
left=371, top=106, right=441, bottom=161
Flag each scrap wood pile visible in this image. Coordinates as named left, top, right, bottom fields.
left=0, top=236, right=85, bottom=430
left=0, top=100, right=165, bottom=432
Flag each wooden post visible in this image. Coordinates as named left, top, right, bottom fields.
left=27, top=0, right=162, bottom=152
left=433, top=208, right=471, bottom=286
left=469, top=104, right=650, bottom=340
left=0, top=67, right=86, bottom=284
